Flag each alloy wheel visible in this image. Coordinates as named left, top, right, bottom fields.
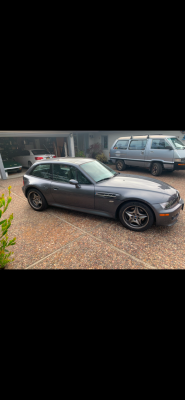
left=28, top=191, right=43, bottom=210
left=123, top=205, right=149, bottom=229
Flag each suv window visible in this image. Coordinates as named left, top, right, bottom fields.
left=129, top=140, right=147, bottom=150
left=151, top=139, right=169, bottom=149
left=53, top=164, right=77, bottom=183
left=30, top=164, right=52, bottom=180
left=114, top=140, right=129, bottom=149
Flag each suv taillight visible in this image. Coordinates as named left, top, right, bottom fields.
left=35, top=157, right=43, bottom=160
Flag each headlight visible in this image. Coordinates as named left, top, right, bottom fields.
left=174, top=158, right=181, bottom=162
left=160, top=192, right=180, bottom=209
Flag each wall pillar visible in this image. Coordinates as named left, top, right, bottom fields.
left=0, top=154, right=7, bottom=179
left=67, top=134, right=75, bottom=157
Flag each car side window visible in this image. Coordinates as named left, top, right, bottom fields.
left=114, top=140, right=129, bottom=149
left=53, top=164, right=77, bottom=183
left=30, top=164, right=52, bottom=180
left=151, top=139, right=169, bottom=149
left=129, top=140, right=147, bottom=150
left=77, top=170, right=92, bottom=184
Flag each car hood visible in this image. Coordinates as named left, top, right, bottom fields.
left=3, top=159, right=21, bottom=168
left=174, top=149, right=185, bottom=159
left=97, top=174, right=177, bottom=197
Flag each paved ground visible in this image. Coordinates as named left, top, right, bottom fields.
left=1, top=167, right=185, bottom=269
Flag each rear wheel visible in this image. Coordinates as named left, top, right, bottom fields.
left=27, top=189, right=48, bottom=212
left=119, top=201, right=154, bottom=232
left=116, top=160, right=126, bottom=171
left=28, top=161, right=32, bottom=168
left=151, top=162, right=162, bottom=176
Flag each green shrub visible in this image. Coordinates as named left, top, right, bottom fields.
left=96, top=153, right=108, bottom=163
left=75, top=150, right=85, bottom=157
left=0, top=186, right=16, bottom=269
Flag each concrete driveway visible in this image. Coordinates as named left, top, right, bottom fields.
left=1, top=167, right=185, bottom=269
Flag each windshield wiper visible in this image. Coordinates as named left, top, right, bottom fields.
left=96, top=178, right=112, bottom=183
left=112, top=173, right=120, bottom=177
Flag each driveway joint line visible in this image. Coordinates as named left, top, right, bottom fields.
left=46, top=212, right=157, bottom=269
left=25, top=234, right=86, bottom=269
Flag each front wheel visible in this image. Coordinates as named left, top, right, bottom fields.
left=116, top=160, right=126, bottom=171
left=119, top=201, right=154, bottom=232
left=27, top=189, right=48, bottom=212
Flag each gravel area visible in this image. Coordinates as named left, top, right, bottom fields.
left=0, top=167, right=185, bottom=269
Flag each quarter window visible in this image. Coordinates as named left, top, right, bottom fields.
left=114, top=140, right=129, bottom=149
left=53, top=164, right=77, bottom=183
left=77, top=170, right=91, bottom=184
left=129, top=140, right=147, bottom=150
left=31, top=164, right=52, bottom=180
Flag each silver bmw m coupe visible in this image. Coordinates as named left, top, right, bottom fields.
left=22, top=158, right=184, bottom=232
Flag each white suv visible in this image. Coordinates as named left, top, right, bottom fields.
left=13, top=149, right=56, bottom=168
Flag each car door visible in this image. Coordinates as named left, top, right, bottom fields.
left=126, top=139, right=147, bottom=168
left=51, top=164, right=95, bottom=209
left=148, top=139, right=174, bottom=164
left=113, top=139, right=129, bottom=160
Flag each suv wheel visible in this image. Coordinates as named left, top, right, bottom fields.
left=119, top=201, right=154, bottom=232
left=27, top=189, right=48, bottom=212
left=151, top=162, right=162, bottom=176
left=116, top=160, right=126, bottom=171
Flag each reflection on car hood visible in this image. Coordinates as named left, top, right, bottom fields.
left=97, top=174, right=177, bottom=196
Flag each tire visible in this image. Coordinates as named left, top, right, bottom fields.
left=27, top=188, right=48, bottom=212
left=119, top=201, right=154, bottom=232
left=116, top=160, right=126, bottom=171
left=151, top=162, right=162, bottom=176
left=28, top=161, right=32, bottom=168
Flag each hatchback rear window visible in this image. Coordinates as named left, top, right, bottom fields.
left=30, top=164, right=52, bottom=180
left=31, top=150, right=50, bottom=155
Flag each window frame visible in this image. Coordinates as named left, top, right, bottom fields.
left=151, top=139, right=169, bottom=150
left=101, top=135, right=108, bottom=150
left=128, top=139, right=147, bottom=151
left=114, top=140, right=129, bottom=150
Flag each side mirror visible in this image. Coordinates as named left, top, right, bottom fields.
left=69, top=179, right=81, bottom=188
left=166, top=146, right=173, bottom=150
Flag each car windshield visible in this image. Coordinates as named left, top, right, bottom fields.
left=167, top=138, right=185, bottom=150
left=81, top=161, right=117, bottom=183
left=31, top=149, right=50, bottom=155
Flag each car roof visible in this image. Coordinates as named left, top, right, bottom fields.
left=33, top=157, right=95, bottom=165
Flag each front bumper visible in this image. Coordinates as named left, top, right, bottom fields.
left=154, top=198, right=184, bottom=226
left=174, top=162, right=185, bottom=170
